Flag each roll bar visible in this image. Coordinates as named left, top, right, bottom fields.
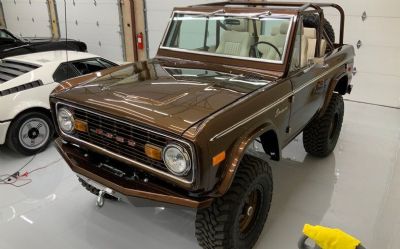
left=193, top=2, right=345, bottom=57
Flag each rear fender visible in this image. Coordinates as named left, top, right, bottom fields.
left=319, top=72, right=348, bottom=117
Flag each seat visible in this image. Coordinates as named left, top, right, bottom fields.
left=257, top=22, right=289, bottom=60
left=271, top=26, right=279, bottom=36
left=301, top=27, right=328, bottom=67
left=216, top=19, right=252, bottom=57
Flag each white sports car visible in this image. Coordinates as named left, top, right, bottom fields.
left=0, top=51, right=118, bottom=155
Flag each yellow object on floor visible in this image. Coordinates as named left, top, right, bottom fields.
left=303, top=224, right=361, bottom=249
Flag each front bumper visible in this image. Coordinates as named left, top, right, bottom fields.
left=55, top=138, right=213, bottom=209
left=0, top=121, right=11, bottom=145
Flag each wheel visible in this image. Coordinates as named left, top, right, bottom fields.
left=302, top=13, right=335, bottom=52
left=195, top=155, right=273, bottom=249
left=78, top=177, right=118, bottom=200
left=303, top=93, right=344, bottom=157
left=6, top=111, right=54, bottom=156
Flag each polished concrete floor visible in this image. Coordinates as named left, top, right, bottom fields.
left=0, top=101, right=399, bottom=249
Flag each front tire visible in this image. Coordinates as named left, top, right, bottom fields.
left=195, top=155, right=273, bottom=249
left=303, top=93, right=344, bottom=157
left=6, top=111, right=54, bottom=156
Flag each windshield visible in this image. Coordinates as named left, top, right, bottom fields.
left=162, top=13, right=292, bottom=64
left=0, top=29, right=21, bottom=41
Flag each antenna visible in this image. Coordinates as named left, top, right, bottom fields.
left=64, top=0, right=69, bottom=79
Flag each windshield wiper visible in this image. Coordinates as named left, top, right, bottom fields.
left=255, top=11, right=272, bottom=17
left=207, top=9, right=225, bottom=16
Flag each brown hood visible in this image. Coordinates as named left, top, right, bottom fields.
left=52, top=60, right=272, bottom=135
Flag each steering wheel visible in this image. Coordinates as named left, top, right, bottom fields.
left=251, top=41, right=282, bottom=60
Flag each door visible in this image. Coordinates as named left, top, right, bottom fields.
left=286, top=21, right=329, bottom=136
left=289, top=65, right=329, bottom=134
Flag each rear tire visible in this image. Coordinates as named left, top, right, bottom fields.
left=303, top=93, right=344, bottom=157
left=195, top=155, right=273, bottom=249
left=6, top=111, right=54, bottom=156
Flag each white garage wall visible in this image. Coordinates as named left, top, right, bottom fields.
left=284, top=0, right=400, bottom=107
left=1, top=0, right=52, bottom=37
left=56, top=0, right=125, bottom=62
left=145, top=0, right=217, bottom=57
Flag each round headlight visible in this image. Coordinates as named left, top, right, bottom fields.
left=57, top=108, right=75, bottom=133
left=162, top=144, right=191, bottom=176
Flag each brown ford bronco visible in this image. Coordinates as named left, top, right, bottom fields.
left=50, top=2, right=355, bottom=248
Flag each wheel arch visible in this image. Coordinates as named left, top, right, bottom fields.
left=214, top=122, right=281, bottom=196
left=319, top=72, right=348, bottom=117
left=6, top=106, right=52, bottom=138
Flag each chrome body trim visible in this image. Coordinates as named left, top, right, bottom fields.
left=159, top=11, right=295, bottom=65
left=210, top=92, right=292, bottom=141
left=210, top=59, right=352, bottom=141
left=55, top=102, right=197, bottom=185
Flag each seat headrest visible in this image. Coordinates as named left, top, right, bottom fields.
left=280, top=22, right=289, bottom=34
left=304, top=28, right=316, bottom=39
left=225, top=19, right=248, bottom=32
left=271, top=26, right=279, bottom=36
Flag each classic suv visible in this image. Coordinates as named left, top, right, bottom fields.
left=51, top=2, right=355, bottom=249
left=0, top=51, right=117, bottom=155
left=0, top=28, right=87, bottom=59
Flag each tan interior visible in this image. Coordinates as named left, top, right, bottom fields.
left=216, top=19, right=253, bottom=57
left=257, top=22, right=289, bottom=60
left=300, top=27, right=328, bottom=67
left=215, top=20, right=327, bottom=63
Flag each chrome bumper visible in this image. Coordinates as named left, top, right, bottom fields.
left=0, top=121, right=11, bottom=145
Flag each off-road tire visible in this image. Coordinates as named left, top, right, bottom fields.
left=303, top=13, right=335, bottom=51
left=303, top=93, right=344, bottom=157
left=78, top=177, right=118, bottom=200
left=195, top=155, right=273, bottom=249
left=6, top=111, right=54, bottom=156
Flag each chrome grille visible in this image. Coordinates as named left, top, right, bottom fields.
left=72, top=108, right=169, bottom=171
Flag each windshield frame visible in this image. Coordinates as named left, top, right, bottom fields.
left=159, top=11, right=295, bottom=66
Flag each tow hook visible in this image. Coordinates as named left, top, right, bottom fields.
left=97, top=190, right=106, bottom=208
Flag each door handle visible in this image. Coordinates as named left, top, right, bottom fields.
left=314, top=80, right=325, bottom=93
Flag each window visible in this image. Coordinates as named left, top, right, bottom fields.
left=72, top=59, right=108, bottom=75
left=98, top=58, right=117, bottom=68
left=0, top=30, right=16, bottom=40
left=162, top=13, right=292, bottom=63
left=53, top=63, right=79, bottom=82
left=289, top=22, right=302, bottom=72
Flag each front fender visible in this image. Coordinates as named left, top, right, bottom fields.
left=212, top=122, right=279, bottom=196
left=0, top=83, right=57, bottom=121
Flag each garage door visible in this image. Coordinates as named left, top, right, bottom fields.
left=314, top=0, right=400, bottom=108
left=285, top=0, right=400, bottom=108
left=1, top=0, right=52, bottom=37
left=145, top=0, right=217, bottom=57
left=56, top=0, right=125, bottom=62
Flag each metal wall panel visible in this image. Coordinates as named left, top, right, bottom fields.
left=56, top=0, right=125, bottom=62
left=285, top=0, right=400, bottom=107
left=1, top=0, right=51, bottom=37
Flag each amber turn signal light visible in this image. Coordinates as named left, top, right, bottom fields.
left=74, top=119, right=88, bottom=133
left=145, top=144, right=162, bottom=161
left=212, top=151, right=226, bottom=166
